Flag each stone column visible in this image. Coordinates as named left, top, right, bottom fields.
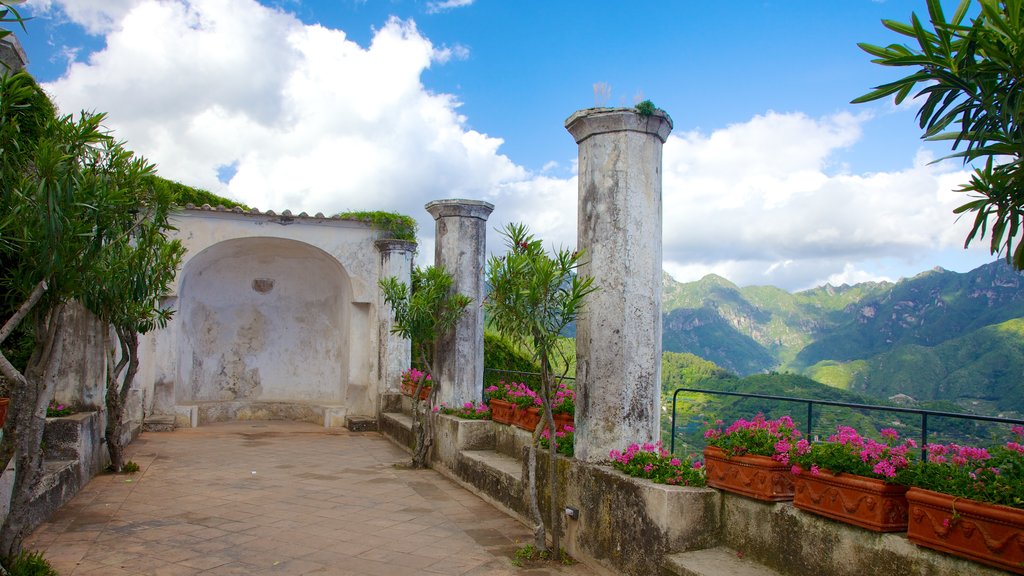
left=425, top=199, right=494, bottom=408
left=565, top=108, right=673, bottom=463
left=376, top=239, right=416, bottom=400
left=0, top=34, right=27, bottom=72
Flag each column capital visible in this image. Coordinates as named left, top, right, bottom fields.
left=374, top=239, right=417, bottom=254
left=425, top=199, right=494, bottom=221
left=565, top=107, right=673, bottom=145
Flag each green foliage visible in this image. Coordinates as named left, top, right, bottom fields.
left=2, top=550, right=58, bottom=576
left=634, top=99, right=657, bottom=116
left=485, top=223, right=595, bottom=392
left=854, top=0, right=1024, bottom=268
left=704, top=414, right=801, bottom=458
left=121, top=460, right=140, bottom=474
left=45, top=400, right=73, bottom=418
left=902, top=432, right=1024, bottom=508
left=380, top=265, right=470, bottom=368
left=152, top=177, right=247, bottom=210
left=338, top=210, right=417, bottom=242
left=436, top=402, right=490, bottom=420
left=609, top=442, right=706, bottom=487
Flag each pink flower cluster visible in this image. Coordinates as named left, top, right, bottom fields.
left=791, top=425, right=916, bottom=479
left=401, top=368, right=431, bottom=387
left=704, top=414, right=802, bottom=462
left=609, top=441, right=705, bottom=486
left=435, top=401, right=491, bottom=420
left=1008, top=425, right=1024, bottom=455
left=925, top=442, right=991, bottom=465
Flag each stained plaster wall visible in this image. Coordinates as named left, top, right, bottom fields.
left=137, top=207, right=395, bottom=424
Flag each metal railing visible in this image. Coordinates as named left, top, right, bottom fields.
left=670, top=387, right=1024, bottom=459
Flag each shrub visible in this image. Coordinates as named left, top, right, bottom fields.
left=434, top=402, right=491, bottom=420
left=3, top=550, right=59, bottom=576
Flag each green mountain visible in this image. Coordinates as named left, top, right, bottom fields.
left=662, top=260, right=1024, bottom=417
left=660, top=353, right=1001, bottom=457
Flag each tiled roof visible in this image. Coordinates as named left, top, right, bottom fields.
left=182, top=204, right=340, bottom=220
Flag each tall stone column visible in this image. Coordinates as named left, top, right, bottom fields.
left=565, top=108, right=673, bottom=463
left=376, top=239, right=416, bottom=400
left=425, top=199, right=494, bottom=408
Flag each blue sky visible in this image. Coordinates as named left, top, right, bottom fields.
left=13, top=0, right=997, bottom=290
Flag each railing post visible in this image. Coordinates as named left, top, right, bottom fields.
left=921, top=413, right=929, bottom=462
left=670, top=389, right=681, bottom=455
left=806, top=402, right=813, bottom=439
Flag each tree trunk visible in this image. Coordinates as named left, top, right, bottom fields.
left=0, top=305, right=64, bottom=558
left=105, top=327, right=137, bottom=473
left=539, top=359, right=561, bottom=557
left=526, top=443, right=545, bottom=551
left=409, top=348, right=434, bottom=469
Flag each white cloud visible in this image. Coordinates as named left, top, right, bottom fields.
left=42, top=0, right=530, bottom=257
left=26, top=0, right=137, bottom=35
left=426, top=0, right=474, bottom=14
left=38, top=1, right=993, bottom=291
left=660, top=111, right=989, bottom=289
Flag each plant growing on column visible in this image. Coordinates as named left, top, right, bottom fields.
left=380, top=266, right=470, bottom=469
left=485, top=223, right=596, bottom=558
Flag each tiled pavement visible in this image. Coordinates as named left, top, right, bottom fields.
left=25, top=421, right=598, bottom=575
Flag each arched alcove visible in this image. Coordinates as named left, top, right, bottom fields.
left=177, top=237, right=351, bottom=405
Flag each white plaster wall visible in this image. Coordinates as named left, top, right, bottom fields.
left=178, top=237, right=350, bottom=403
left=134, top=209, right=390, bottom=420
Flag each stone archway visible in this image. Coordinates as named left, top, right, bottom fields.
left=177, top=237, right=351, bottom=413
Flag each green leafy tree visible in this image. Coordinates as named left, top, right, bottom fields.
left=380, top=266, right=470, bottom=468
left=853, top=0, right=1024, bottom=267
left=80, top=150, right=185, bottom=472
left=0, top=74, right=116, bottom=555
left=485, top=223, right=596, bottom=558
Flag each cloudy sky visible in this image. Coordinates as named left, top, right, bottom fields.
left=15, top=0, right=996, bottom=291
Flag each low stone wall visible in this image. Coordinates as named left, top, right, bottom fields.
left=720, top=493, right=1007, bottom=576
left=0, top=411, right=112, bottom=536
left=427, top=414, right=720, bottom=576
left=414, top=415, right=1008, bottom=576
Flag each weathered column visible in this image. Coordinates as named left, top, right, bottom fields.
left=0, top=34, right=27, bottom=72
left=425, top=199, right=494, bottom=408
left=376, top=239, right=416, bottom=401
left=566, top=108, right=672, bottom=463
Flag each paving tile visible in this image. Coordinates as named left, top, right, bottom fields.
left=25, top=421, right=595, bottom=576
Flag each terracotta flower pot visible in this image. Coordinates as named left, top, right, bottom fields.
left=793, top=469, right=909, bottom=532
left=488, top=399, right=516, bottom=425
left=551, top=411, right=573, bottom=432
left=907, top=487, right=1024, bottom=574
left=703, top=446, right=795, bottom=502
left=513, top=406, right=541, bottom=431
left=400, top=380, right=431, bottom=401
left=0, top=397, right=8, bottom=427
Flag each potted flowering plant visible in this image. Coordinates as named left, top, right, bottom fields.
left=434, top=402, right=491, bottom=420
left=702, top=414, right=801, bottom=501
left=540, top=425, right=574, bottom=458
left=609, top=441, right=706, bottom=487
left=901, top=427, right=1024, bottom=573
left=789, top=426, right=917, bottom=532
left=400, top=368, right=431, bottom=400
left=485, top=380, right=537, bottom=426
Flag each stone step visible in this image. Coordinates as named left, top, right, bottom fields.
left=663, top=547, right=784, bottom=576
left=142, top=415, right=175, bottom=432
left=380, top=411, right=415, bottom=452
left=461, top=449, right=523, bottom=483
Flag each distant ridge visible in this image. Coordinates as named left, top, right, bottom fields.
left=661, top=260, right=1024, bottom=417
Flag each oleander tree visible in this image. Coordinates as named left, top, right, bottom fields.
left=81, top=163, right=185, bottom=473
left=853, top=0, right=1024, bottom=268
left=380, top=266, right=470, bottom=469
left=485, top=223, right=596, bottom=559
left=0, top=65, right=184, bottom=555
